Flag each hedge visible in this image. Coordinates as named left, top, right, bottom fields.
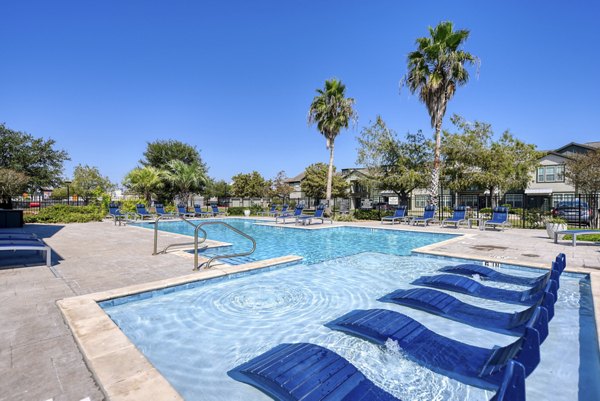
left=24, top=204, right=105, bottom=223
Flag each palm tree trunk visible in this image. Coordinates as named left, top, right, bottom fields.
left=429, top=119, right=442, bottom=206
left=326, top=141, right=335, bottom=210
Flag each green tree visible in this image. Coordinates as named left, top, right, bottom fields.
left=123, top=166, right=163, bottom=205
left=71, top=164, right=114, bottom=202
left=301, top=163, right=348, bottom=201
left=0, top=168, right=29, bottom=206
left=565, top=150, right=600, bottom=194
left=231, top=171, right=270, bottom=200
left=357, top=116, right=432, bottom=205
left=205, top=179, right=231, bottom=199
left=402, top=21, right=477, bottom=205
left=269, top=171, right=293, bottom=203
left=0, top=123, right=69, bottom=190
left=161, top=160, right=207, bottom=206
left=442, top=115, right=539, bottom=206
left=308, top=79, right=356, bottom=209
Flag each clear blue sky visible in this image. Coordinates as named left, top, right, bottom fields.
left=2, top=1, right=599, bottom=185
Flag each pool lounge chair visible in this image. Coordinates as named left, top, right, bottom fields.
left=257, top=205, right=277, bottom=217
left=108, top=203, right=128, bottom=225
left=296, top=204, right=332, bottom=225
left=210, top=205, right=226, bottom=217
left=228, top=342, right=525, bottom=401
left=484, top=207, right=511, bottom=231
left=0, top=239, right=52, bottom=267
left=554, top=229, right=600, bottom=247
left=135, top=204, right=156, bottom=220
left=326, top=308, right=540, bottom=392
left=441, top=206, right=467, bottom=228
left=176, top=204, right=195, bottom=218
left=275, top=205, right=304, bottom=224
left=379, top=282, right=555, bottom=340
left=412, top=273, right=553, bottom=306
left=193, top=205, right=211, bottom=218
left=381, top=206, right=408, bottom=225
left=0, top=232, right=40, bottom=241
left=154, top=204, right=177, bottom=219
left=411, top=205, right=436, bottom=226
left=439, top=256, right=565, bottom=288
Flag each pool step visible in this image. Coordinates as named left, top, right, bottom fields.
left=197, top=249, right=259, bottom=266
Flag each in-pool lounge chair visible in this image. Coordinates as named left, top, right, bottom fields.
left=441, top=206, right=467, bottom=228
left=439, top=254, right=565, bottom=287
left=380, top=281, right=556, bottom=339
left=0, top=238, right=52, bottom=267
left=108, top=203, right=128, bottom=225
left=210, top=205, right=226, bottom=217
left=176, top=204, right=195, bottom=218
left=411, top=205, right=436, bottom=226
left=295, top=204, right=332, bottom=225
left=135, top=204, right=155, bottom=220
left=275, top=205, right=304, bottom=224
left=193, top=205, right=211, bottom=218
left=381, top=206, right=408, bottom=225
left=326, top=308, right=540, bottom=393
left=412, top=273, right=553, bottom=306
left=228, top=342, right=525, bottom=401
left=484, top=207, right=511, bottom=231
left=155, top=204, right=177, bottom=219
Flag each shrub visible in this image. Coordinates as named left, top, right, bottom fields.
left=353, top=209, right=392, bottom=220
left=24, top=204, right=105, bottom=223
left=334, top=213, right=355, bottom=222
left=226, top=207, right=245, bottom=216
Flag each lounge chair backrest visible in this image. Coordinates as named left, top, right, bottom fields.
left=293, top=206, right=304, bottom=216
left=313, top=207, right=325, bottom=218
left=136, top=204, right=148, bottom=214
left=177, top=205, right=187, bottom=213
left=423, top=205, right=436, bottom=219
left=281, top=204, right=289, bottom=213
left=211, top=205, right=220, bottom=212
left=155, top=204, right=166, bottom=213
left=194, top=204, right=202, bottom=212
left=452, top=206, right=467, bottom=220
left=491, top=206, right=509, bottom=223
left=109, top=204, right=120, bottom=214
left=269, top=205, right=276, bottom=212
left=393, top=206, right=407, bottom=218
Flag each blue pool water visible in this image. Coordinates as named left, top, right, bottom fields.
left=133, top=219, right=456, bottom=264
left=102, top=251, right=599, bottom=401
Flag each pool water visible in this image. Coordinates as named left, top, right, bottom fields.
left=102, top=252, right=599, bottom=401
left=134, top=219, right=456, bottom=264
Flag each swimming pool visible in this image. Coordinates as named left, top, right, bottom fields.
left=101, top=251, right=599, bottom=401
left=134, top=219, right=456, bottom=264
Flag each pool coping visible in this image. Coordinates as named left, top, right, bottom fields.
left=57, top=224, right=600, bottom=401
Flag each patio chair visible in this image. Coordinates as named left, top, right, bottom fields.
left=275, top=205, right=304, bottom=224
left=154, top=203, right=177, bottom=219
left=381, top=206, right=408, bottom=224
left=108, top=203, right=128, bottom=225
left=257, top=204, right=277, bottom=217
left=0, top=238, right=52, bottom=267
left=210, top=204, right=226, bottom=217
left=441, top=206, right=467, bottom=228
left=484, top=206, right=511, bottom=231
left=411, top=204, right=436, bottom=226
left=193, top=204, right=211, bottom=218
left=176, top=204, right=195, bottom=218
left=327, top=308, right=537, bottom=392
left=135, top=204, right=156, bottom=220
left=296, top=204, right=332, bottom=225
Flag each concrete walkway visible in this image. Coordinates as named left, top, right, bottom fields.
left=1, top=219, right=598, bottom=401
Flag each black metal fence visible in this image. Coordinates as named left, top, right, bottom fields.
left=10, top=198, right=89, bottom=213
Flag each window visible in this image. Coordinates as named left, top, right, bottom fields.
left=504, top=194, right=523, bottom=208
left=537, top=165, right=565, bottom=183
left=414, top=195, right=428, bottom=208
left=552, top=193, right=575, bottom=208
left=458, top=195, right=478, bottom=208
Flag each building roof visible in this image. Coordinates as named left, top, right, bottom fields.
left=284, top=172, right=305, bottom=183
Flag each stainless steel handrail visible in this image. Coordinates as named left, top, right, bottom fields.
left=193, top=221, right=256, bottom=270
left=152, top=215, right=208, bottom=255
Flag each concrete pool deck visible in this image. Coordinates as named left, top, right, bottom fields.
left=1, top=218, right=599, bottom=401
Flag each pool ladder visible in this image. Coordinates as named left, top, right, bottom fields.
left=151, top=215, right=257, bottom=270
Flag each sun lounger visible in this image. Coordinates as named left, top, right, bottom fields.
left=326, top=308, right=539, bottom=392
left=441, top=206, right=467, bottom=228
left=439, top=258, right=563, bottom=288
left=0, top=233, right=39, bottom=240
left=193, top=205, right=211, bottom=218
left=257, top=205, right=277, bottom=217
left=210, top=205, right=226, bottom=217
left=176, top=204, right=195, bottom=218
left=381, top=206, right=408, bottom=225
left=108, top=203, right=128, bottom=225
left=412, top=274, right=553, bottom=306
left=275, top=205, right=304, bottom=224
left=296, top=204, right=332, bottom=225
left=484, top=207, right=511, bottom=231
left=229, top=343, right=400, bottom=401
left=154, top=204, right=177, bottom=218
left=554, top=229, right=600, bottom=247
left=411, top=205, right=436, bottom=226
left=0, top=239, right=52, bottom=267
left=379, top=284, right=555, bottom=340
left=135, top=204, right=155, bottom=220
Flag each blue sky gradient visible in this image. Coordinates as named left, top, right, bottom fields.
left=2, top=1, right=599, bottom=184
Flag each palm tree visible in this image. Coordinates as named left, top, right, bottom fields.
left=402, top=21, right=477, bottom=205
left=308, top=79, right=356, bottom=211
left=123, top=166, right=163, bottom=205
left=161, top=160, right=207, bottom=207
